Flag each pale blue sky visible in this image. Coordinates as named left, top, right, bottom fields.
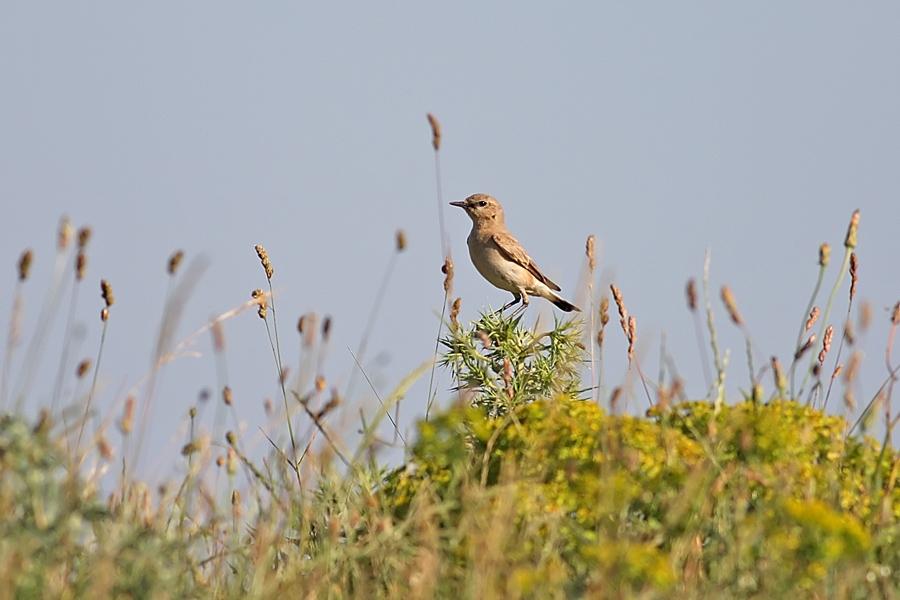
left=2, top=4, right=899, bottom=477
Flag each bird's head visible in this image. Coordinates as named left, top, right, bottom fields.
left=450, top=194, right=505, bottom=225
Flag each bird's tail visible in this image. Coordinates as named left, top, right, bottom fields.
left=551, top=294, right=580, bottom=313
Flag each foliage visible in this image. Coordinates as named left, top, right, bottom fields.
left=439, top=310, right=586, bottom=416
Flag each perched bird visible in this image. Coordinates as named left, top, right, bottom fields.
left=450, top=193, right=580, bottom=315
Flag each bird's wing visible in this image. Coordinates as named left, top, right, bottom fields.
left=491, top=232, right=561, bottom=291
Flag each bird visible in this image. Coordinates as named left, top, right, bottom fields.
left=450, top=193, right=580, bottom=316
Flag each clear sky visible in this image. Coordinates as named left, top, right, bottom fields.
left=2, top=4, right=899, bottom=478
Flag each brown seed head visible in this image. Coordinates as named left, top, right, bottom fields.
left=168, top=250, right=184, bottom=275
left=795, top=334, right=815, bottom=360
left=17, top=249, right=33, bottom=281
left=100, top=280, right=114, bottom=307
left=426, top=113, right=441, bottom=150
left=849, top=253, right=858, bottom=301
left=98, top=437, right=114, bottom=460
left=805, top=307, right=820, bottom=331
left=610, top=284, right=627, bottom=336
left=844, top=319, right=855, bottom=345
left=120, top=396, right=136, bottom=435
left=843, top=351, right=861, bottom=383
left=818, top=325, right=833, bottom=363
left=600, top=296, right=609, bottom=326
left=720, top=286, right=742, bottom=325
left=316, top=375, right=326, bottom=393
left=303, top=312, right=317, bottom=347
left=223, top=386, right=233, bottom=406
left=859, top=300, right=873, bottom=332
left=252, top=289, right=267, bottom=319
left=227, top=447, right=237, bottom=476
left=450, top=297, right=461, bottom=330
left=686, top=279, right=697, bottom=312
left=58, top=217, right=73, bottom=250
left=77, top=226, right=92, bottom=249
left=832, top=364, right=843, bottom=379
left=75, top=252, right=87, bottom=280
left=225, top=431, right=237, bottom=446
left=442, top=257, right=454, bottom=293
left=771, top=357, right=787, bottom=394
left=819, top=243, right=830, bottom=267
left=843, top=389, right=856, bottom=411
left=298, top=315, right=306, bottom=335
left=893, top=301, right=900, bottom=326
left=254, top=245, right=274, bottom=279
left=585, top=235, right=595, bottom=274
left=211, top=319, right=225, bottom=351
left=322, top=316, right=332, bottom=341
left=76, top=359, right=91, bottom=379
left=396, top=229, right=407, bottom=252
left=844, top=209, right=860, bottom=249
left=596, top=329, right=604, bottom=348
left=627, top=315, right=637, bottom=359
left=232, top=489, right=242, bottom=520
left=101, top=308, right=109, bottom=322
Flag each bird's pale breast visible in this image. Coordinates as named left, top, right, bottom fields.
left=467, top=231, right=534, bottom=293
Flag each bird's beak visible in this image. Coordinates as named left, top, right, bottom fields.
left=449, top=201, right=466, bottom=208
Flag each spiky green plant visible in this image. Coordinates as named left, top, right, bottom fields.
left=439, top=311, right=586, bottom=416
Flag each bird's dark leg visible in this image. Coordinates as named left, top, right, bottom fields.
left=509, top=293, right=530, bottom=317
left=496, top=294, right=522, bottom=315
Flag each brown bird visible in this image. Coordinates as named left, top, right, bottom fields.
left=450, top=193, right=580, bottom=315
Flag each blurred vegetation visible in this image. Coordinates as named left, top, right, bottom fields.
left=3, top=208, right=900, bottom=598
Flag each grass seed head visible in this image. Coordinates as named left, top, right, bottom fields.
left=600, top=296, right=609, bottom=326
left=627, top=315, right=637, bottom=359
left=442, top=257, right=454, bottom=293
left=426, top=113, right=441, bottom=150
left=844, top=209, right=860, bottom=249
left=450, top=297, right=461, bottom=330
left=843, top=351, right=861, bottom=383
left=100, top=280, right=114, bottom=307
left=818, top=325, right=833, bottom=363
left=76, top=359, right=91, bottom=379
left=586, top=235, right=595, bottom=273
left=396, top=229, right=407, bottom=252
left=120, top=397, right=136, bottom=435
left=211, top=319, right=226, bottom=351
left=686, top=279, right=697, bottom=312
left=892, top=301, right=900, bottom=326
left=75, top=252, right=87, bottom=280
left=77, top=226, right=92, bottom=249
left=819, top=243, right=831, bottom=267
left=844, top=319, right=855, bottom=345
left=168, top=250, right=184, bottom=275
left=251, top=289, right=267, bottom=319
left=806, top=307, right=820, bottom=331
left=223, top=386, right=233, bottom=406
left=771, top=356, right=787, bottom=394
left=17, top=249, right=33, bottom=281
left=58, top=216, right=73, bottom=250
left=254, top=244, right=274, bottom=279
left=795, top=334, right=816, bottom=360
left=859, top=300, right=873, bottom=332
left=721, top=286, right=742, bottom=325
left=849, top=253, right=858, bottom=301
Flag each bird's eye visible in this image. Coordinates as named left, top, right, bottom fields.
left=478, top=201, right=487, bottom=207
